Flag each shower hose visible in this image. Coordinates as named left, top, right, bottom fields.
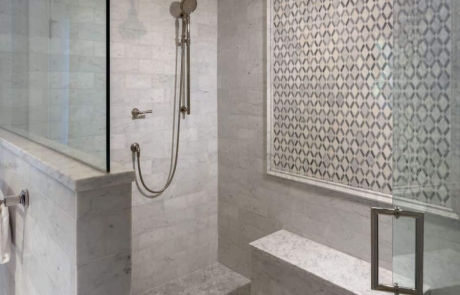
left=132, top=27, right=187, bottom=197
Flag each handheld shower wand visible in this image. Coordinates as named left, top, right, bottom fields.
left=170, top=0, right=196, bottom=115
left=131, top=0, right=198, bottom=197
left=179, top=0, right=196, bottom=115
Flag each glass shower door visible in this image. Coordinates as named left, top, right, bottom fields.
left=0, top=0, right=110, bottom=171
left=371, top=0, right=460, bottom=294
left=373, top=0, right=460, bottom=295
left=390, top=0, right=460, bottom=294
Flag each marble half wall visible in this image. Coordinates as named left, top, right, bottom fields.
left=0, top=129, right=134, bottom=295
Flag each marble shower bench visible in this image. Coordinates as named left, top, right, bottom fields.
left=250, top=230, right=394, bottom=295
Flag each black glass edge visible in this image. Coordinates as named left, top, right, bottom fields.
left=106, top=0, right=111, bottom=172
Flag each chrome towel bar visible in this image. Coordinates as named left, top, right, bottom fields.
left=2, top=190, right=29, bottom=208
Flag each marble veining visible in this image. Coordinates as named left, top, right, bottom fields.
left=142, top=263, right=250, bottom=295
left=0, top=129, right=134, bottom=192
left=250, top=230, right=424, bottom=295
left=0, top=133, right=133, bottom=294
left=394, top=249, right=460, bottom=293
left=110, top=0, right=219, bottom=293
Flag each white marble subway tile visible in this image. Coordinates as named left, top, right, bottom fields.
left=41, top=197, right=77, bottom=261
left=77, top=184, right=132, bottom=219
left=110, top=42, right=126, bottom=58
left=112, top=58, right=139, bottom=72
left=135, top=227, right=165, bottom=251
left=139, top=59, right=166, bottom=74
left=46, top=176, right=77, bottom=219
left=78, top=56, right=106, bottom=73
left=105, top=210, right=131, bottom=255
left=79, top=0, right=106, bottom=9
left=125, top=44, right=152, bottom=59
left=78, top=251, right=131, bottom=295
left=111, top=27, right=139, bottom=43
left=66, top=40, right=95, bottom=56
left=137, top=31, right=164, bottom=46
left=67, top=5, right=95, bottom=23
left=24, top=215, right=74, bottom=294
left=78, top=23, right=105, bottom=41
left=125, top=73, right=153, bottom=89
left=23, top=247, right=62, bottom=295
left=77, top=215, right=105, bottom=264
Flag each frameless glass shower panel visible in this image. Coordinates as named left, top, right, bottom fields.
left=0, top=0, right=109, bottom=171
left=393, top=0, right=460, bottom=293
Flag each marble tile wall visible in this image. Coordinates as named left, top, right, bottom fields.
left=0, top=132, right=133, bottom=295
left=217, top=0, right=393, bottom=278
left=76, top=184, right=132, bottom=295
left=218, top=0, right=460, bottom=282
left=109, top=0, right=218, bottom=294
left=0, top=146, right=77, bottom=295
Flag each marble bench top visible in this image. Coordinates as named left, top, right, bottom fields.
left=250, top=230, right=427, bottom=295
left=0, top=129, right=134, bottom=192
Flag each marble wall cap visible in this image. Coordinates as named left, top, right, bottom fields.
left=0, top=129, right=134, bottom=192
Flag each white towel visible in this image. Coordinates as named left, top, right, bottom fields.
left=0, top=190, right=11, bottom=264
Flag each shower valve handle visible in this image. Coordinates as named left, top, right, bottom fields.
left=132, top=108, right=153, bottom=118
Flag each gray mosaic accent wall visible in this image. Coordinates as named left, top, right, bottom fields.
left=393, top=0, right=452, bottom=206
left=269, top=0, right=394, bottom=194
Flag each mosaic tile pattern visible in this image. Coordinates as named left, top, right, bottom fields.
left=393, top=0, right=452, bottom=206
left=270, top=0, right=394, bottom=194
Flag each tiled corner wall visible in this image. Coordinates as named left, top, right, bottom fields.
left=218, top=0, right=393, bottom=277
left=218, top=0, right=460, bottom=281
left=110, top=0, right=218, bottom=294
left=0, top=0, right=107, bottom=159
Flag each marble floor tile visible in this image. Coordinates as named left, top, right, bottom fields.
left=142, top=263, right=250, bottom=295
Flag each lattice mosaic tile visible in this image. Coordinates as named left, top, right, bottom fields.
left=269, top=0, right=394, bottom=194
left=393, top=0, right=452, bottom=206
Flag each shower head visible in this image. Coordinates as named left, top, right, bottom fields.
left=170, top=2, right=183, bottom=18
left=170, top=0, right=197, bottom=18
left=180, top=0, right=197, bottom=15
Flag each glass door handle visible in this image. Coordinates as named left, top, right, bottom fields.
left=371, top=208, right=425, bottom=295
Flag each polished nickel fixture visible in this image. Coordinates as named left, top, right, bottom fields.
left=131, top=108, right=153, bottom=119
left=2, top=190, right=29, bottom=208
left=175, top=0, right=196, bottom=115
left=371, top=207, right=425, bottom=295
left=131, top=0, right=197, bottom=196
